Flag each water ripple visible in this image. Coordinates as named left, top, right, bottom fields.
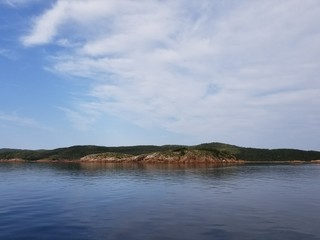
left=1, top=163, right=320, bottom=240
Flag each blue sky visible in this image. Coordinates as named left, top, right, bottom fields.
left=1, top=0, right=320, bottom=150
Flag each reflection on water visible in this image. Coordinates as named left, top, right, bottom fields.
left=0, top=163, right=320, bottom=240
left=57, top=162, right=242, bottom=170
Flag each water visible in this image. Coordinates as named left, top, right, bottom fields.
left=1, top=163, right=320, bottom=240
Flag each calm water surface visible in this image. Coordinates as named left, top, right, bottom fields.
left=0, top=163, right=320, bottom=240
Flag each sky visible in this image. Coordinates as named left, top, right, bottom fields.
left=0, top=0, right=320, bottom=150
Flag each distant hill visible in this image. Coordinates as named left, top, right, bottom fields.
left=0, top=148, right=21, bottom=153
left=1, top=142, right=320, bottom=162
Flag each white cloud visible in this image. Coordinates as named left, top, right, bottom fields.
left=21, top=0, right=129, bottom=46
left=21, top=1, right=66, bottom=45
left=21, top=0, right=320, bottom=148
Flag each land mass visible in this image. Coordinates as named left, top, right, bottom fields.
left=1, top=142, right=320, bottom=164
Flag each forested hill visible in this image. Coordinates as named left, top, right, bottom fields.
left=0, top=142, right=320, bottom=162
left=193, top=143, right=320, bottom=162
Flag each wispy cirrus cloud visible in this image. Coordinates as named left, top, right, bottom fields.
left=0, top=112, right=39, bottom=127
left=57, top=106, right=101, bottom=131
left=21, top=0, right=320, bottom=148
left=2, top=0, right=43, bottom=7
left=0, top=48, right=19, bottom=60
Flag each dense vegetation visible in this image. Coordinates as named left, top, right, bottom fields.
left=0, top=142, right=320, bottom=162
left=193, top=142, right=320, bottom=161
left=0, top=145, right=181, bottom=161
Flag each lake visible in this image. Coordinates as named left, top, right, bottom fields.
left=0, top=163, right=320, bottom=240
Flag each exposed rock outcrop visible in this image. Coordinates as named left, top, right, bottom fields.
left=79, top=149, right=243, bottom=164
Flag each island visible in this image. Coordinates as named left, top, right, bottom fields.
left=1, top=142, right=320, bottom=164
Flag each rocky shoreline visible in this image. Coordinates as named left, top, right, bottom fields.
left=79, top=151, right=243, bottom=164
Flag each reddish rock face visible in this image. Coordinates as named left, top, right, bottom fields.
left=79, top=149, right=244, bottom=164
